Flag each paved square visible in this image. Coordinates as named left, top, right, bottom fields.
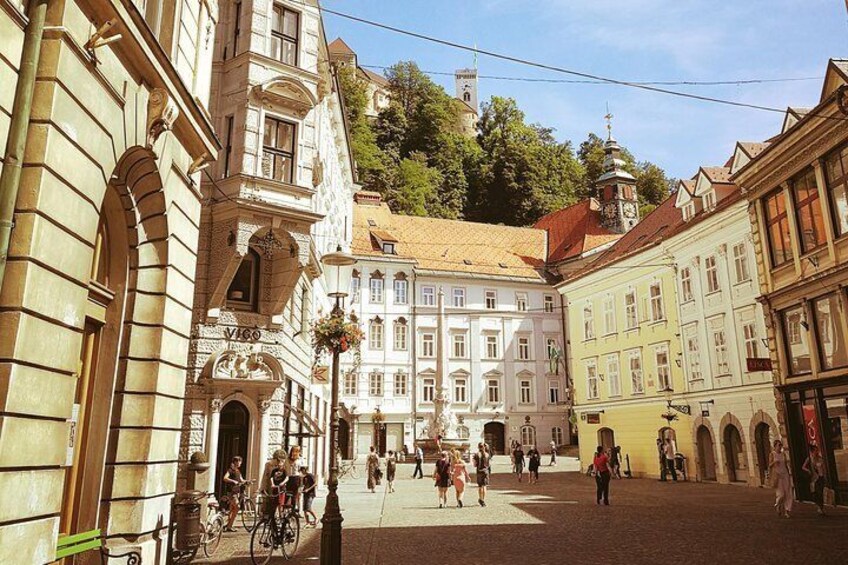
left=199, top=459, right=848, bottom=565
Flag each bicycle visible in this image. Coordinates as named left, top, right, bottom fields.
left=231, top=479, right=259, bottom=532
left=338, top=457, right=359, bottom=480
left=201, top=497, right=227, bottom=558
left=250, top=488, right=301, bottom=564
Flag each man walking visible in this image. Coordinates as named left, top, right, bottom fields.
left=412, top=443, right=424, bottom=479
left=549, top=439, right=558, bottom=466
left=473, top=443, right=490, bottom=507
left=657, top=438, right=667, bottom=481
left=663, top=438, right=678, bottom=482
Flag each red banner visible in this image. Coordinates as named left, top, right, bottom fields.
left=802, top=405, right=819, bottom=447
left=746, top=358, right=773, bottom=372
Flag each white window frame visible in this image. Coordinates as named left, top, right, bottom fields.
left=350, top=276, right=361, bottom=303
left=452, top=287, right=466, bottom=308
left=655, top=345, right=671, bottom=391
left=421, top=332, right=435, bottom=358
left=422, top=285, right=435, bottom=306
left=551, top=426, right=564, bottom=446
left=603, top=295, right=616, bottom=334
left=712, top=328, right=730, bottom=375
left=485, top=289, right=497, bottom=309
left=393, top=321, right=408, bottom=351
left=454, top=377, right=468, bottom=403
left=586, top=359, right=599, bottom=399
left=369, top=371, right=383, bottom=397
left=517, top=336, right=531, bottom=360
left=548, top=380, right=560, bottom=404
left=583, top=303, right=595, bottom=340
left=519, top=378, right=533, bottom=404
left=624, top=290, right=638, bottom=329
left=680, top=267, right=693, bottom=302
left=485, top=334, right=499, bottom=359
left=486, top=378, right=501, bottom=404
left=732, top=242, right=750, bottom=284
left=606, top=354, right=621, bottom=397
left=703, top=190, right=716, bottom=210
left=393, top=278, right=408, bottom=304
left=452, top=333, right=467, bottom=358
left=650, top=282, right=665, bottom=322
left=544, top=294, right=555, bottom=313
left=369, top=277, right=384, bottom=303
left=705, top=255, right=720, bottom=293
left=343, top=371, right=357, bottom=396
left=743, top=321, right=759, bottom=359
left=394, top=372, right=408, bottom=396
left=516, top=292, right=528, bottom=312
left=686, top=334, right=702, bottom=381
left=628, top=350, right=644, bottom=394
left=422, top=378, right=435, bottom=403
left=369, top=320, right=383, bottom=350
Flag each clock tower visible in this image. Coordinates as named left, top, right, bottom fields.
left=596, top=131, right=639, bottom=234
left=455, top=67, right=478, bottom=112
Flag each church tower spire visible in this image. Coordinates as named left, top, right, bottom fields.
left=596, top=113, right=639, bottom=234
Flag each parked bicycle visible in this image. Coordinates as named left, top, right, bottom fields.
left=337, top=457, right=359, bottom=480
left=250, top=487, right=301, bottom=564
left=229, top=478, right=258, bottom=532
left=202, top=497, right=227, bottom=558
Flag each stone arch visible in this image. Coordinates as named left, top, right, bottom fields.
left=749, top=409, right=779, bottom=487
left=252, top=76, right=319, bottom=117
left=691, top=416, right=718, bottom=482
left=719, top=412, right=750, bottom=484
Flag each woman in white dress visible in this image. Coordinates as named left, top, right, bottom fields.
left=768, top=439, right=793, bottom=518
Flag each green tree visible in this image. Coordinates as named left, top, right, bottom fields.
left=634, top=161, right=673, bottom=207
left=388, top=152, right=442, bottom=217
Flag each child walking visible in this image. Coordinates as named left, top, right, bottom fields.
left=300, top=466, right=318, bottom=526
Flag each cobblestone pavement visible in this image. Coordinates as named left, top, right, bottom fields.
left=197, top=458, right=848, bottom=565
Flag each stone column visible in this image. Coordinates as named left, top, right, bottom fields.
left=259, top=396, right=272, bottom=468
left=207, top=397, right=223, bottom=493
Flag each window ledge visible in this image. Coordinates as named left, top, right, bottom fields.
left=705, top=290, right=722, bottom=297
left=624, top=326, right=640, bottom=333
left=602, top=331, right=618, bottom=338
left=648, top=318, right=667, bottom=326
left=583, top=337, right=597, bottom=343
left=732, top=279, right=752, bottom=287
left=631, top=391, right=645, bottom=396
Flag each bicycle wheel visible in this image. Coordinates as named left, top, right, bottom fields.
left=203, top=514, right=225, bottom=558
left=250, top=519, right=275, bottom=565
left=241, top=497, right=258, bottom=532
left=281, top=512, right=300, bottom=559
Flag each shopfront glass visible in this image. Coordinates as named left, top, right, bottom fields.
left=823, top=386, right=848, bottom=495
left=813, top=294, right=848, bottom=370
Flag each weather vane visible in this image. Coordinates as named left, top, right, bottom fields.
left=604, top=102, right=614, bottom=140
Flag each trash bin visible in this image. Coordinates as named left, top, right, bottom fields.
left=174, top=490, right=203, bottom=551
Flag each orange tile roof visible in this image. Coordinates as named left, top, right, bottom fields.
left=360, top=67, right=389, bottom=88
left=738, top=142, right=769, bottom=159
left=328, top=37, right=355, bottom=55
left=533, top=199, right=621, bottom=263
left=702, top=166, right=733, bottom=184
left=353, top=202, right=548, bottom=280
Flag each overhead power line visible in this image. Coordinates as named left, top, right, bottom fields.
left=360, top=64, right=821, bottom=88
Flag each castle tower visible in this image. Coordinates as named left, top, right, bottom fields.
left=455, top=67, right=478, bottom=112
left=596, top=117, right=639, bottom=234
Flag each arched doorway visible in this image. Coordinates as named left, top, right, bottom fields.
left=723, top=424, right=747, bottom=483
left=217, top=401, right=251, bottom=495
left=484, top=422, right=506, bottom=454
left=754, top=422, right=771, bottom=485
left=338, top=419, right=351, bottom=460
left=696, top=425, right=717, bottom=481
left=598, top=428, right=615, bottom=451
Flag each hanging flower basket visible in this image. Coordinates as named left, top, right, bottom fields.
left=311, top=311, right=364, bottom=367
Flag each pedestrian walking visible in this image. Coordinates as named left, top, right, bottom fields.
left=768, top=439, right=793, bottom=518
left=513, top=444, right=526, bottom=482
left=802, top=444, right=826, bottom=516
left=299, top=466, right=318, bottom=526
left=657, top=438, right=666, bottom=481
left=451, top=449, right=471, bottom=507
left=549, top=439, right=558, bottom=466
left=434, top=451, right=452, bottom=508
left=527, top=445, right=541, bottom=484
left=386, top=449, right=397, bottom=493
left=593, top=445, right=611, bottom=505
left=661, top=438, right=677, bottom=482
left=412, top=443, right=424, bottom=479
left=221, top=456, right=244, bottom=532
left=473, top=442, right=490, bottom=507
left=610, top=446, right=622, bottom=479
left=366, top=446, right=380, bottom=493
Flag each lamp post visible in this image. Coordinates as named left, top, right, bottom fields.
left=320, top=246, right=356, bottom=565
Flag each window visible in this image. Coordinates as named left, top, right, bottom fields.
left=350, top=275, right=360, bottom=303
left=823, top=144, right=848, bottom=237
left=343, top=372, right=357, bottom=396
left=382, top=242, right=395, bottom=254
left=521, top=425, right=536, bottom=447
left=814, top=293, right=848, bottom=370
left=712, top=329, right=729, bottom=375
left=393, top=320, right=408, bottom=351
left=231, top=1, right=241, bottom=57
left=487, top=379, right=501, bottom=403
left=544, top=294, right=555, bottom=313
left=423, top=378, right=435, bottom=402
left=548, top=380, right=560, bottom=404
left=519, top=379, right=532, bottom=404
left=369, top=276, right=383, bottom=303
left=421, top=333, right=435, bottom=357
left=393, top=278, right=408, bottom=304
left=422, top=286, right=435, bottom=306
left=703, top=190, right=716, bottom=211
left=452, top=333, right=467, bottom=358
left=262, top=116, right=295, bottom=183
left=517, top=336, right=531, bottom=360
left=791, top=167, right=826, bottom=253
left=394, top=372, right=408, bottom=396
left=551, top=426, right=564, bottom=446
left=485, top=290, right=497, bottom=309
left=624, top=291, right=638, bottom=329
left=485, top=334, right=499, bottom=359
left=369, top=319, right=384, bottom=350
left=452, top=287, right=465, bottom=308
left=369, top=371, right=383, bottom=396
left=516, top=292, right=528, bottom=312
left=606, top=354, right=621, bottom=397
left=655, top=347, right=671, bottom=391
left=680, top=267, right=693, bottom=302
left=764, top=189, right=793, bottom=267
left=686, top=335, right=702, bottom=381
left=603, top=295, right=616, bottom=334
left=743, top=322, right=760, bottom=359
left=683, top=202, right=695, bottom=221
left=271, top=4, right=299, bottom=65
left=583, top=303, right=595, bottom=340
left=649, top=282, right=664, bottom=321
left=732, top=242, right=751, bottom=283
left=299, top=285, right=309, bottom=334
left=586, top=359, right=599, bottom=399
left=454, top=378, right=467, bottom=403
left=705, top=255, right=720, bottom=293
left=628, top=351, right=644, bottom=394
left=222, top=115, right=234, bottom=177
left=456, top=425, right=470, bottom=440
left=227, top=248, right=260, bottom=310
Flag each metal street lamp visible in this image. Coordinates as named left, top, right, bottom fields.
left=319, top=245, right=356, bottom=565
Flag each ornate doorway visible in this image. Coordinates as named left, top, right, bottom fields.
left=484, top=422, right=506, bottom=454
left=216, top=401, right=250, bottom=495
left=696, top=425, right=717, bottom=481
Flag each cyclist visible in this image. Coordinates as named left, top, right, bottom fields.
left=222, top=456, right=245, bottom=531
left=260, top=449, right=289, bottom=517
left=283, top=446, right=305, bottom=513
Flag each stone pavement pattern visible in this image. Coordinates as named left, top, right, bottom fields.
left=198, top=459, right=848, bottom=565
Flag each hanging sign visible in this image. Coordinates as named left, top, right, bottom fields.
left=802, top=405, right=819, bottom=447
left=746, top=358, right=773, bottom=372
left=586, top=412, right=601, bottom=424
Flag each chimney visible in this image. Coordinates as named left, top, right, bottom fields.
left=353, top=190, right=383, bottom=206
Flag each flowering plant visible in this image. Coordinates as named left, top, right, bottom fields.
left=311, top=310, right=364, bottom=366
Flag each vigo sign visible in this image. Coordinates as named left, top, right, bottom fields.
left=224, top=327, right=262, bottom=342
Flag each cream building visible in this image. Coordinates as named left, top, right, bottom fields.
left=0, top=0, right=219, bottom=561
left=339, top=192, right=568, bottom=457
left=181, top=0, right=356, bottom=494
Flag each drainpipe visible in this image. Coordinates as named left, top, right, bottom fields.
left=0, top=0, right=50, bottom=292
left=558, top=293, right=574, bottom=442
left=411, top=269, right=418, bottom=444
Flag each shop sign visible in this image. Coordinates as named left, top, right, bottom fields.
left=224, top=327, right=262, bottom=342
left=802, top=405, right=819, bottom=447
left=586, top=412, right=601, bottom=424
left=746, top=358, right=772, bottom=372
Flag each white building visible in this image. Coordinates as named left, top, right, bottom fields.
left=667, top=142, right=780, bottom=486
left=338, top=192, right=568, bottom=457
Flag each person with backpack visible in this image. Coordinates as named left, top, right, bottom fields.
left=473, top=442, right=491, bottom=507
left=386, top=450, right=397, bottom=493
left=527, top=445, right=542, bottom=484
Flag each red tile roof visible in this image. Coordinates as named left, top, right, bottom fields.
left=328, top=37, right=355, bottom=55
left=533, top=199, right=621, bottom=264
left=702, top=166, right=733, bottom=184
left=738, top=142, right=769, bottom=159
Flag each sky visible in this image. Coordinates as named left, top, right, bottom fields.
left=321, top=0, right=848, bottom=180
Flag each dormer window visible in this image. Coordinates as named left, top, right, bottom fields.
left=682, top=203, right=695, bottom=221
left=271, top=4, right=299, bottom=66
left=227, top=248, right=260, bottom=311
left=382, top=242, right=395, bottom=254
left=703, top=191, right=716, bottom=211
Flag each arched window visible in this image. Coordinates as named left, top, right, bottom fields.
left=551, top=426, right=564, bottom=446
left=228, top=247, right=260, bottom=310
left=463, top=91, right=471, bottom=102
left=456, top=425, right=470, bottom=440
left=521, top=425, right=536, bottom=447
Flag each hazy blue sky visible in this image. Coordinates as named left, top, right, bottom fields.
left=322, top=0, right=847, bottom=179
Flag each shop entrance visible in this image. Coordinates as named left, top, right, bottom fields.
left=723, top=424, right=747, bottom=483
left=484, top=422, right=506, bottom=454
left=338, top=419, right=351, bottom=460
left=754, top=422, right=772, bottom=485
left=598, top=428, right=615, bottom=451
left=696, top=425, right=717, bottom=481
left=217, top=401, right=250, bottom=495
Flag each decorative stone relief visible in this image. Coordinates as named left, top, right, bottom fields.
left=146, top=88, right=179, bottom=149
left=210, top=397, right=224, bottom=412
left=213, top=351, right=276, bottom=380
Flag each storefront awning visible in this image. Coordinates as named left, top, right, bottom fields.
left=285, top=403, right=325, bottom=438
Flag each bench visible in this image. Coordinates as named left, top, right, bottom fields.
left=56, top=529, right=142, bottom=564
